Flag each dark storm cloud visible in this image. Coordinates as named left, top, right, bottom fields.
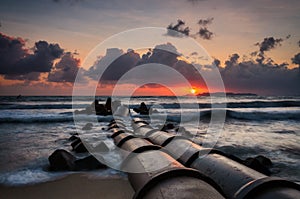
left=220, top=54, right=300, bottom=95
left=167, top=19, right=190, bottom=37
left=225, top=53, right=240, bottom=67
left=86, top=43, right=203, bottom=86
left=198, top=27, right=214, bottom=40
left=4, top=72, right=41, bottom=81
left=0, top=32, right=87, bottom=83
left=0, top=32, right=64, bottom=76
left=86, top=48, right=140, bottom=83
left=292, top=53, right=300, bottom=67
left=48, top=52, right=86, bottom=83
left=198, top=17, right=214, bottom=26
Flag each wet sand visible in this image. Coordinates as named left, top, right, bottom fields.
left=0, top=174, right=134, bottom=199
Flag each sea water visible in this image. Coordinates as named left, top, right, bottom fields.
left=0, top=95, right=299, bottom=185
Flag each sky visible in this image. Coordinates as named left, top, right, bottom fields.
left=0, top=0, right=299, bottom=96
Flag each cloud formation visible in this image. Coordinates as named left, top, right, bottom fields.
left=0, top=32, right=64, bottom=77
left=1, top=31, right=299, bottom=95
left=253, top=36, right=286, bottom=64
left=292, top=53, right=300, bottom=67
left=86, top=48, right=140, bottom=83
left=167, top=19, right=190, bottom=37
left=86, top=43, right=202, bottom=87
left=198, top=17, right=214, bottom=26
left=198, top=27, right=214, bottom=40
left=220, top=53, right=300, bottom=95
left=0, top=32, right=86, bottom=83
left=197, top=18, right=214, bottom=40
left=48, top=52, right=85, bottom=83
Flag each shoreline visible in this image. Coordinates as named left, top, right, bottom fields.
left=0, top=174, right=134, bottom=199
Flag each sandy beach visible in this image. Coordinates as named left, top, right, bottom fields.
left=0, top=174, right=134, bottom=199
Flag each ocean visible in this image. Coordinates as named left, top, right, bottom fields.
left=0, top=95, right=299, bottom=186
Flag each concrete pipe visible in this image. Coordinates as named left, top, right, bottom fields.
left=122, top=150, right=225, bottom=199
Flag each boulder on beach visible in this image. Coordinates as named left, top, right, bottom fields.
left=244, top=155, right=272, bottom=175
left=74, top=97, right=120, bottom=116
left=71, top=137, right=82, bottom=149
left=73, top=142, right=88, bottom=153
left=74, top=155, right=107, bottom=170
left=49, top=149, right=107, bottom=171
left=68, top=135, right=79, bottom=141
left=48, top=149, right=76, bottom=171
left=133, top=102, right=158, bottom=115
left=133, top=102, right=149, bottom=115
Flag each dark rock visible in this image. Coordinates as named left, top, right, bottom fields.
left=255, top=155, right=272, bottom=168
left=244, top=157, right=271, bottom=175
left=48, top=149, right=76, bottom=171
left=74, top=155, right=107, bottom=170
left=82, top=123, right=93, bottom=130
left=75, top=98, right=121, bottom=116
left=166, top=123, right=175, bottom=129
left=133, top=102, right=150, bottom=115
left=73, top=142, right=88, bottom=153
left=68, top=135, right=79, bottom=141
left=71, top=138, right=82, bottom=149
left=105, top=97, right=112, bottom=112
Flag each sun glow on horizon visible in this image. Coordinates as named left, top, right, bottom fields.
left=190, top=88, right=197, bottom=95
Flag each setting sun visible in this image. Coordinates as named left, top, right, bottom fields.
left=190, top=88, right=197, bottom=94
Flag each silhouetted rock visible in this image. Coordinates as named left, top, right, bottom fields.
left=244, top=156, right=271, bottom=175
left=74, top=97, right=123, bottom=116
left=71, top=138, right=82, bottom=149
left=48, top=149, right=76, bottom=171
left=255, top=155, right=272, bottom=168
left=68, top=135, right=79, bottom=141
left=73, top=142, right=88, bottom=153
left=160, top=123, right=175, bottom=131
left=133, top=102, right=150, bottom=115
left=74, top=155, right=107, bottom=170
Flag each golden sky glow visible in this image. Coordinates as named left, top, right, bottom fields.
left=0, top=0, right=299, bottom=96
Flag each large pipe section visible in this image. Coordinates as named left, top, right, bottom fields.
left=131, top=118, right=300, bottom=199
left=109, top=120, right=225, bottom=199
